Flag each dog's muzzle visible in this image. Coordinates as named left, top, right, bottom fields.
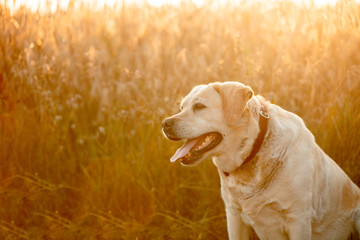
left=162, top=118, right=181, bottom=141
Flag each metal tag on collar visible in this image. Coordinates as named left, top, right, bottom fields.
left=260, top=106, right=270, bottom=119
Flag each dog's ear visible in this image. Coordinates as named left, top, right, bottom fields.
left=212, top=82, right=254, bottom=126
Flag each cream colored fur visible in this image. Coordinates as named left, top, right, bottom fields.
left=164, top=82, right=360, bottom=240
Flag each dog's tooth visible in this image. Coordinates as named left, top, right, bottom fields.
left=193, top=134, right=215, bottom=153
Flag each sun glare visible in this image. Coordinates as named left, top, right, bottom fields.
left=4, top=0, right=351, bottom=13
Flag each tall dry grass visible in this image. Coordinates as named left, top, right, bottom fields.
left=0, top=0, right=360, bottom=239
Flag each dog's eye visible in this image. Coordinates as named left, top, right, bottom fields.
left=193, top=103, right=206, bottom=111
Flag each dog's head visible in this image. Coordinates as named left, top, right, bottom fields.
left=162, top=82, right=258, bottom=166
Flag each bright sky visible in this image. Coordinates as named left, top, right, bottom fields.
left=3, top=0, right=345, bottom=13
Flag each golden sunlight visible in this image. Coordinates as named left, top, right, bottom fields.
left=6, top=0, right=349, bottom=13
left=2, top=0, right=360, bottom=237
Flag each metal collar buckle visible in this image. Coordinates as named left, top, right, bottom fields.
left=260, top=107, right=270, bottom=119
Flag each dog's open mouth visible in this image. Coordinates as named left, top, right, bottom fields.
left=170, top=132, right=223, bottom=165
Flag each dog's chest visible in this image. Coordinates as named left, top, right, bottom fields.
left=221, top=175, right=290, bottom=238
left=240, top=199, right=288, bottom=229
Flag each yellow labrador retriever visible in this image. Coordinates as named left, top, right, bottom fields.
left=162, top=82, right=360, bottom=240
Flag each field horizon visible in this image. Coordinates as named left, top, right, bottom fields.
left=1, top=0, right=360, bottom=239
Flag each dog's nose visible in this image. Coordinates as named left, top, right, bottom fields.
left=162, top=118, right=181, bottom=141
left=162, top=118, right=174, bottom=128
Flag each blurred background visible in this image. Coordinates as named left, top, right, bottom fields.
left=1, top=0, right=360, bottom=239
left=5, top=0, right=349, bottom=13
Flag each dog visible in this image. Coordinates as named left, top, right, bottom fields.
left=162, top=82, right=360, bottom=240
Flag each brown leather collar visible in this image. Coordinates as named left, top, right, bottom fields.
left=223, top=105, right=269, bottom=177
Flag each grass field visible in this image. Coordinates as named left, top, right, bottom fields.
left=1, top=0, right=360, bottom=239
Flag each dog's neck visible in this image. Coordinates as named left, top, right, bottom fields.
left=222, top=104, right=270, bottom=177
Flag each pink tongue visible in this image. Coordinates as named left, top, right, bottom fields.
left=170, top=139, right=198, bottom=163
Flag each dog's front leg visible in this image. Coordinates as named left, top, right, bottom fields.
left=226, top=207, right=251, bottom=240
